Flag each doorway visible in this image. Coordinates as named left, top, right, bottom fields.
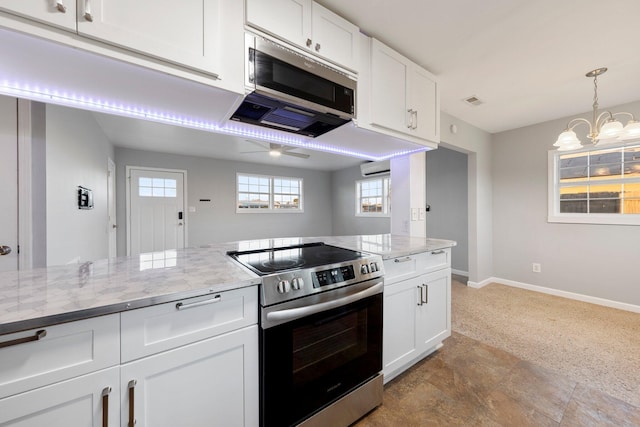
left=425, top=146, right=469, bottom=277
left=126, top=166, right=187, bottom=256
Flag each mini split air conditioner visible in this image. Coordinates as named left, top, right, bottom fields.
left=360, top=160, right=390, bottom=177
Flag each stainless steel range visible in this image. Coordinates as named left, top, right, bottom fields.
left=228, top=242, right=384, bottom=427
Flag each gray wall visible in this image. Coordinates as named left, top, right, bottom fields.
left=330, top=164, right=390, bottom=236
left=114, top=148, right=334, bottom=254
left=492, top=100, right=640, bottom=306
left=426, top=147, right=469, bottom=274
left=46, top=105, right=115, bottom=265
left=440, top=113, right=493, bottom=284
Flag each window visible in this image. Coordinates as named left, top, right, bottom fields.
left=138, top=177, right=177, bottom=198
left=237, top=174, right=303, bottom=212
left=548, top=143, right=640, bottom=225
left=356, top=177, right=390, bottom=216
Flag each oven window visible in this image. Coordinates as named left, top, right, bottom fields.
left=292, top=309, right=368, bottom=386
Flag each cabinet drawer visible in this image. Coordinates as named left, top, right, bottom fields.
left=414, top=248, right=450, bottom=275
left=121, top=286, right=258, bottom=362
left=0, top=314, right=120, bottom=398
left=383, top=248, right=450, bottom=284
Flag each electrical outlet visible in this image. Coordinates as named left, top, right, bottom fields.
left=532, top=263, right=541, bottom=273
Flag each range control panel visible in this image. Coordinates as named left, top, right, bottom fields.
left=260, top=257, right=384, bottom=306
left=314, top=265, right=355, bottom=287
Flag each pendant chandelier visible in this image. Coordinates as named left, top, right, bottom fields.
left=554, top=68, right=640, bottom=151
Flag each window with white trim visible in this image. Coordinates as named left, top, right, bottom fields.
left=237, top=174, right=303, bottom=212
left=356, top=177, right=390, bottom=216
left=548, top=143, right=640, bottom=225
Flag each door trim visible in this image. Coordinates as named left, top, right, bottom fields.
left=17, top=98, right=32, bottom=270
left=107, top=158, right=116, bottom=258
left=125, top=166, right=188, bottom=256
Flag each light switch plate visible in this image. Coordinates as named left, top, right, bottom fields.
left=411, top=208, right=418, bottom=221
left=418, top=208, right=425, bottom=220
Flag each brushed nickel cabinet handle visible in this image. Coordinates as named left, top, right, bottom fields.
left=128, top=380, right=137, bottom=427
left=315, top=43, right=321, bottom=52
left=101, top=387, right=111, bottom=427
left=84, top=0, right=93, bottom=22
left=306, top=38, right=312, bottom=47
left=407, top=109, right=414, bottom=129
left=417, top=286, right=423, bottom=306
left=175, top=295, right=222, bottom=310
left=0, top=329, right=46, bottom=349
left=394, top=256, right=412, bottom=263
left=431, top=250, right=445, bottom=255
left=55, top=1, right=67, bottom=13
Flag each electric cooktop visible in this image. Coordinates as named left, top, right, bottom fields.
left=227, top=242, right=365, bottom=276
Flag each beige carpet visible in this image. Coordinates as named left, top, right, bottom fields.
left=451, top=280, right=640, bottom=408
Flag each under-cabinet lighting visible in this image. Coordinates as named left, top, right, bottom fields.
left=0, top=80, right=428, bottom=161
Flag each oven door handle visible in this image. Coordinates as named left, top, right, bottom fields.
left=266, top=282, right=383, bottom=324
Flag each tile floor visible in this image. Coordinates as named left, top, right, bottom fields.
left=355, top=332, right=640, bottom=426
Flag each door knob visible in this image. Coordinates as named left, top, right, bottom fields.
left=0, top=246, right=12, bottom=256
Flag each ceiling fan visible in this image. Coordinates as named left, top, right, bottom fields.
left=242, top=140, right=310, bottom=159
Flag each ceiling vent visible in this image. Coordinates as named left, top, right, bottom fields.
left=463, top=95, right=483, bottom=106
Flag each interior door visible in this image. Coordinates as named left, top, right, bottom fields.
left=0, top=96, right=18, bottom=272
left=128, top=168, right=185, bottom=256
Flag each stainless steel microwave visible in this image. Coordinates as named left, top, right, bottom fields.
left=230, top=34, right=356, bottom=138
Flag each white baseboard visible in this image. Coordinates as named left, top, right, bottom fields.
left=474, top=277, right=640, bottom=314
left=467, top=276, right=496, bottom=289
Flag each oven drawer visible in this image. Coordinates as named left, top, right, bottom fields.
left=384, top=248, right=450, bottom=284
left=121, top=286, right=258, bottom=362
left=0, top=314, right=120, bottom=398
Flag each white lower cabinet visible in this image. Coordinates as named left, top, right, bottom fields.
left=0, top=366, right=120, bottom=426
left=121, top=325, right=259, bottom=427
left=0, top=286, right=259, bottom=426
left=383, top=251, right=451, bottom=383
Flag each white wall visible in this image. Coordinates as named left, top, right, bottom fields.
left=114, top=148, right=334, bottom=254
left=331, top=164, right=390, bottom=236
left=46, top=105, right=115, bottom=265
left=440, top=112, right=493, bottom=284
left=492, top=100, right=640, bottom=306
left=425, top=146, right=469, bottom=274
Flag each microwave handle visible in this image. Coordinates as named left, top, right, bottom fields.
left=265, top=282, right=383, bottom=326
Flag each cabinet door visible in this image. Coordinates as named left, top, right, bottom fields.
left=245, top=0, right=312, bottom=48
left=310, top=2, right=359, bottom=71
left=370, top=39, right=410, bottom=134
left=410, top=65, right=440, bottom=142
left=416, top=270, right=451, bottom=352
left=76, top=0, right=220, bottom=75
left=0, top=367, right=120, bottom=426
left=0, top=0, right=76, bottom=31
left=382, top=276, right=421, bottom=379
left=121, top=325, right=259, bottom=427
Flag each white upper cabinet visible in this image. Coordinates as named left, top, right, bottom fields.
left=0, top=0, right=76, bottom=31
left=246, top=0, right=312, bottom=49
left=309, top=2, right=359, bottom=71
left=245, top=0, right=359, bottom=71
left=363, top=38, right=440, bottom=146
left=77, top=0, right=220, bottom=76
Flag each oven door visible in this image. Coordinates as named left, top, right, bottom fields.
left=260, top=281, right=383, bottom=427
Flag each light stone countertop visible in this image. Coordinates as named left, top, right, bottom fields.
left=0, top=234, right=455, bottom=335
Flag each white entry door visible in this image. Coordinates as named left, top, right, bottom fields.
left=128, top=168, right=186, bottom=256
left=0, top=96, right=18, bottom=272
